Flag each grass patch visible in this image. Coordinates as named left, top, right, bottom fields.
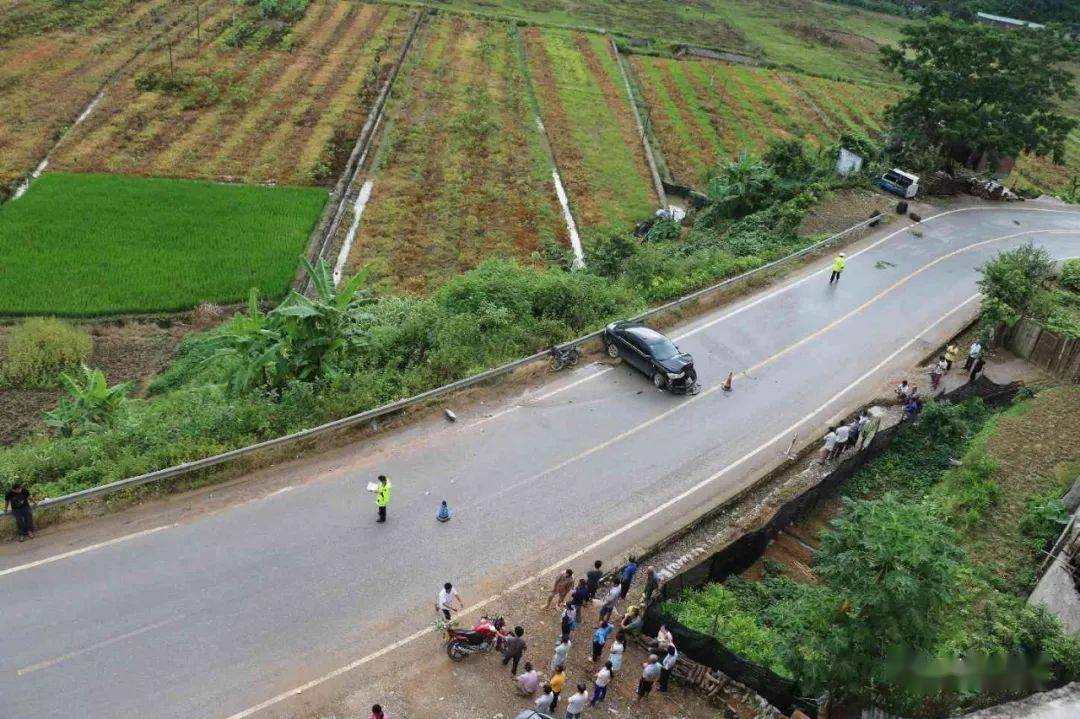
left=0, top=172, right=327, bottom=316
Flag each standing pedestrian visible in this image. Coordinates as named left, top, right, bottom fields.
left=642, top=566, right=661, bottom=605
left=831, top=422, right=850, bottom=459
left=619, top=556, right=638, bottom=599
left=635, top=655, right=662, bottom=703
left=591, top=620, right=613, bottom=662
left=565, top=684, right=589, bottom=719
left=591, top=661, right=613, bottom=705
left=436, top=582, right=462, bottom=621
left=659, top=645, right=678, bottom=692
left=945, top=344, right=960, bottom=371
left=370, top=704, right=387, bottom=719
left=964, top=340, right=982, bottom=370
left=828, top=252, right=846, bottom=284
left=374, top=475, right=391, bottom=523
left=969, top=356, right=986, bottom=383
left=536, top=684, right=555, bottom=713
left=501, top=626, right=527, bottom=674
left=585, top=560, right=603, bottom=601
left=560, top=603, right=577, bottom=642
left=904, top=396, right=920, bottom=421
left=5, top=483, right=34, bottom=541
left=819, top=426, right=837, bottom=463
left=552, top=636, right=571, bottom=670
left=570, top=578, right=590, bottom=616
left=930, top=355, right=947, bottom=390
left=599, top=583, right=621, bottom=623
left=545, top=569, right=575, bottom=609
left=514, top=662, right=539, bottom=696
left=549, top=665, right=566, bottom=712
left=607, top=631, right=625, bottom=675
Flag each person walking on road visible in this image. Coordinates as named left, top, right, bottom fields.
left=591, top=661, right=613, bottom=705
left=552, top=636, right=571, bottom=670
left=586, top=560, right=603, bottom=601
left=829, top=253, right=846, bottom=284
left=599, top=583, right=621, bottom=623
left=501, top=625, right=527, bottom=674
left=514, top=662, right=539, bottom=696
left=607, top=631, right=626, bottom=675
left=436, top=582, right=462, bottom=621
left=565, top=683, right=589, bottom=719
left=549, top=665, right=566, bottom=712
left=374, top=475, right=391, bottom=523
left=545, top=569, right=575, bottom=608
left=659, top=645, right=678, bottom=692
left=619, top=556, right=638, bottom=599
left=635, top=655, right=662, bottom=703
left=5, top=482, right=34, bottom=541
left=968, top=356, right=986, bottom=384
left=591, top=620, right=613, bottom=662
left=964, top=340, right=982, bottom=370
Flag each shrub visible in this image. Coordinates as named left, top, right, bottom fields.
left=934, top=452, right=1000, bottom=526
left=2, top=317, right=92, bottom=388
left=1019, top=489, right=1070, bottom=546
left=42, top=365, right=131, bottom=437
left=1059, top=258, right=1080, bottom=293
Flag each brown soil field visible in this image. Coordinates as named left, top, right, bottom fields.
left=50, top=1, right=412, bottom=187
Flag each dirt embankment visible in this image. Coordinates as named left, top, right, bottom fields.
left=0, top=318, right=202, bottom=445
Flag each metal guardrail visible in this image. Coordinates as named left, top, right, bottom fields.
left=8, top=212, right=885, bottom=516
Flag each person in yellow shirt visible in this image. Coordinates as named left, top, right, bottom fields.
left=944, top=344, right=960, bottom=371
left=375, top=475, right=391, bottom=523
left=829, top=253, right=846, bottom=284
left=549, top=665, right=566, bottom=713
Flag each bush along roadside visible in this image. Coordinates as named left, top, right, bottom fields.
left=0, top=139, right=884, bottom=503
left=660, top=392, right=1080, bottom=716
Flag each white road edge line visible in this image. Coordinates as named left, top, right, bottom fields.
left=0, top=524, right=177, bottom=579
left=222, top=291, right=987, bottom=719
left=16, top=617, right=179, bottom=676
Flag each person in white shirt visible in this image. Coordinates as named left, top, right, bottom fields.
left=819, top=426, right=838, bottom=462
left=659, top=645, right=678, bottom=692
left=565, top=684, right=589, bottom=719
left=831, top=423, right=850, bottom=459
left=552, top=637, right=571, bottom=670
left=535, top=684, right=554, bottom=712
left=436, top=582, right=462, bottom=621
left=607, top=632, right=625, bottom=675
left=590, top=661, right=613, bottom=705
left=964, top=340, right=982, bottom=370
left=635, top=655, right=662, bottom=703
left=514, top=662, right=538, bottom=696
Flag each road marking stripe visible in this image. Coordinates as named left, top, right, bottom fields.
left=16, top=618, right=179, bottom=676
left=223, top=290, right=986, bottom=719
left=0, top=524, right=177, bottom=579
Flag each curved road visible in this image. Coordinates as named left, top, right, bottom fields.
left=1, top=205, right=1079, bottom=718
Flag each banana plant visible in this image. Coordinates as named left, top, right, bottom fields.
left=43, top=365, right=131, bottom=437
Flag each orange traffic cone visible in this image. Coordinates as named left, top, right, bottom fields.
left=722, top=372, right=733, bottom=391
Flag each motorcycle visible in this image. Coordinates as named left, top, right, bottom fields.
left=444, top=615, right=506, bottom=662
left=548, top=344, right=581, bottom=372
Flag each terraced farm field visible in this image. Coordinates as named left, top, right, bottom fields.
left=1011, top=129, right=1080, bottom=196
left=523, top=27, right=657, bottom=241
left=0, top=0, right=209, bottom=199
left=629, top=56, right=902, bottom=188
left=51, top=1, right=412, bottom=187
left=343, top=16, right=566, bottom=293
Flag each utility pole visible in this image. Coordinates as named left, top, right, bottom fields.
left=196, top=3, right=201, bottom=45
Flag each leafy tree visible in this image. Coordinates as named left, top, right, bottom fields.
left=43, top=365, right=131, bottom=437
left=976, top=243, right=1056, bottom=331
left=881, top=18, right=1077, bottom=168
left=815, top=494, right=965, bottom=691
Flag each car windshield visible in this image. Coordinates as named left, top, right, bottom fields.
left=648, top=338, right=680, bottom=361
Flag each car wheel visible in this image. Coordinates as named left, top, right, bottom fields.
left=606, top=341, right=620, bottom=359
left=652, top=371, right=667, bottom=390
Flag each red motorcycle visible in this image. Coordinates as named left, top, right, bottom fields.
left=444, top=615, right=506, bottom=662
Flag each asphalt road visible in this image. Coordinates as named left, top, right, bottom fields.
left=2, top=205, right=1079, bottom=719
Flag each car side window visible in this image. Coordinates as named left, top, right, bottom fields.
left=625, top=333, right=647, bottom=354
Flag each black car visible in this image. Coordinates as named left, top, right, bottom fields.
left=603, top=321, right=697, bottom=392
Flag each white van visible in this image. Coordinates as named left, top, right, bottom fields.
left=879, top=168, right=920, bottom=199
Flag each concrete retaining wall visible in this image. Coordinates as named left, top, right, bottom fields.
left=1003, top=319, right=1080, bottom=382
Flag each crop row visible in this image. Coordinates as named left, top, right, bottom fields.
left=629, top=55, right=900, bottom=188
left=51, top=1, right=411, bottom=187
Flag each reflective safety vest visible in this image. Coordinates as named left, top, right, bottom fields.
left=376, top=481, right=392, bottom=507
left=833, top=256, right=846, bottom=272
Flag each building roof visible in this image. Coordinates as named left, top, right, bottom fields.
left=976, top=12, right=1046, bottom=29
